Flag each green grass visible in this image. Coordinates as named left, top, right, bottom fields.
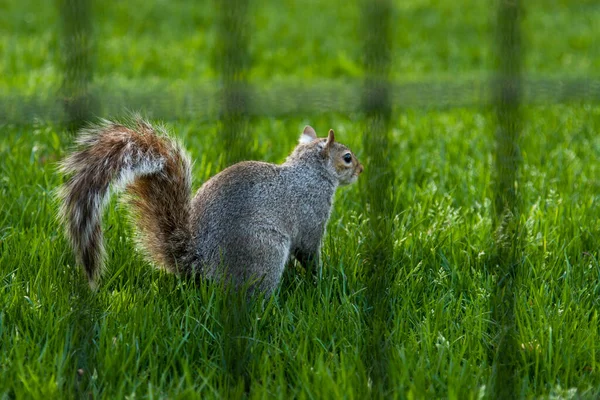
left=1, top=0, right=600, bottom=398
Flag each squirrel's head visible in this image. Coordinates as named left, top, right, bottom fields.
left=291, top=125, right=364, bottom=186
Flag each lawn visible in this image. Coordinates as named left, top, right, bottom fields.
left=1, top=0, right=599, bottom=398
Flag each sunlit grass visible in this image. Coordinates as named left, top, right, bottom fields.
left=2, top=105, right=599, bottom=397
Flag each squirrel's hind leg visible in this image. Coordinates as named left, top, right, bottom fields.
left=219, top=235, right=290, bottom=296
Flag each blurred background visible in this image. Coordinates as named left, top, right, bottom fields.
left=1, top=0, right=598, bottom=124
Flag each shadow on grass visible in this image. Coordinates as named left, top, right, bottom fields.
left=67, top=272, right=102, bottom=397
left=215, top=282, right=258, bottom=397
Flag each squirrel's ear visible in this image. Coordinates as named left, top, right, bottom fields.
left=299, top=125, right=317, bottom=144
left=325, top=129, right=335, bottom=148
left=321, top=129, right=335, bottom=157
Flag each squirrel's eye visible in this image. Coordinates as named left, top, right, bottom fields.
left=343, top=153, right=352, bottom=163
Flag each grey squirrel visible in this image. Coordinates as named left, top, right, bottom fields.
left=58, top=118, right=363, bottom=294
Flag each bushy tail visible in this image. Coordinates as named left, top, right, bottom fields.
left=58, top=118, right=194, bottom=289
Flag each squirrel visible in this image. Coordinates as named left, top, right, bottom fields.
left=58, top=117, right=363, bottom=295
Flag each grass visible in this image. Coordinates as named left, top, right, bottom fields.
left=1, top=0, right=600, bottom=398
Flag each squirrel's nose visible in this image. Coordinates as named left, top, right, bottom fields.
left=357, top=163, right=364, bottom=175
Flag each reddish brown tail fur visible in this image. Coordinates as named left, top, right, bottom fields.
left=58, top=118, right=194, bottom=289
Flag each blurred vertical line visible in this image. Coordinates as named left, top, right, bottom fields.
left=214, top=0, right=253, bottom=395
left=59, top=2, right=99, bottom=394
left=490, top=0, right=523, bottom=398
left=360, top=0, right=395, bottom=394
left=60, top=0, right=95, bottom=132
left=216, top=0, right=251, bottom=167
